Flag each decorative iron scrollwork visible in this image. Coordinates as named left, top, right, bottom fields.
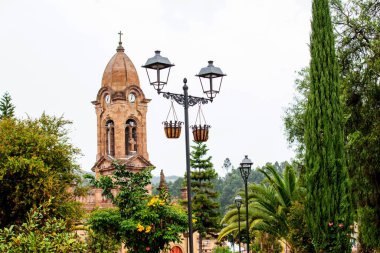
left=160, top=92, right=210, bottom=107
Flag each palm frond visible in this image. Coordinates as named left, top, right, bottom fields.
left=220, top=163, right=299, bottom=243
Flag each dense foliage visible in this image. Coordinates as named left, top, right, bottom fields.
left=85, top=224, right=121, bottom=253
left=332, top=0, right=380, bottom=250
left=86, top=163, right=188, bottom=253
left=0, top=114, right=82, bottom=228
left=219, top=163, right=301, bottom=251
left=189, top=142, right=220, bottom=253
left=0, top=200, right=86, bottom=253
left=286, top=201, right=314, bottom=253
left=304, top=0, right=352, bottom=251
left=284, top=0, right=379, bottom=251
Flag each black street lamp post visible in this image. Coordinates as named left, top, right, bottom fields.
left=142, top=51, right=226, bottom=253
left=235, top=195, right=243, bottom=253
left=239, top=155, right=253, bottom=253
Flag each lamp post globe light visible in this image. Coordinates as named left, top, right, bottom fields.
left=239, top=155, right=253, bottom=253
left=142, top=51, right=226, bottom=253
left=235, top=195, right=243, bottom=253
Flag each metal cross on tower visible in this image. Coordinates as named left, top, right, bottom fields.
left=118, top=31, right=123, bottom=43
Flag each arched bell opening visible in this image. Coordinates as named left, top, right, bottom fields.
left=105, top=120, right=115, bottom=157
left=125, top=119, right=138, bottom=155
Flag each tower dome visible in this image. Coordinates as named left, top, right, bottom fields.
left=101, top=40, right=140, bottom=92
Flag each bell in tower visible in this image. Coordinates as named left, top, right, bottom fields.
left=91, top=32, right=153, bottom=176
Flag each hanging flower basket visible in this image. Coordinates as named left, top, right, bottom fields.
left=191, top=124, right=210, bottom=142
left=163, top=120, right=183, bottom=138
left=191, top=104, right=210, bottom=142
left=162, top=100, right=182, bottom=139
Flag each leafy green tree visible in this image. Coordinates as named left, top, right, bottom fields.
left=86, top=163, right=188, bottom=253
left=284, top=1, right=379, bottom=251
left=189, top=142, right=220, bottom=253
left=0, top=92, right=15, bottom=119
left=0, top=199, right=87, bottom=253
left=304, top=0, right=352, bottom=251
left=331, top=0, right=380, bottom=251
left=0, top=115, right=82, bottom=228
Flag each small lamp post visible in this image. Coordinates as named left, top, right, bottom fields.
left=239, top=155, right=253, bottom=253
left=142, top=51, right=226, bottom=253
left=235, top=195, right=243, bottom=253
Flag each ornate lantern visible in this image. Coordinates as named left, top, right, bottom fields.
left=239, top=155, right=253, bottom=183
left=196, top=61, right=226, bottom=101
left=142, top=50, right=174, bottom=93
left=234, top=195, right=243, bottom=208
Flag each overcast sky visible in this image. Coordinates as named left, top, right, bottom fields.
left=0, top=0, right=312, bottom=176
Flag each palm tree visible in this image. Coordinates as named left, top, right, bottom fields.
left=218, top=164, right=299, bottom=249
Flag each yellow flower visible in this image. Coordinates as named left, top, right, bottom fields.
left=147, top=196, right=156, bottom=206
left=148, top=196, right=164, bottom=207
left=192, top=218, right=197, bottom=224
left=145, top=225, right=152, bottom=233
left=137, top=223, right=145, bottom=232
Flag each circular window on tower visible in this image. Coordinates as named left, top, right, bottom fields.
left=128, top=92, right=136, bottom=103
left=105, top=94, right=111, bottom=104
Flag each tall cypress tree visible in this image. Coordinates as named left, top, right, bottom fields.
left=189, top=142, right=220, bottom=253
left=304, top=0, right=352, bottom=252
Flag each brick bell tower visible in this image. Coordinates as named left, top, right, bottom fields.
left=91, top=33, right=153, bottom=178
